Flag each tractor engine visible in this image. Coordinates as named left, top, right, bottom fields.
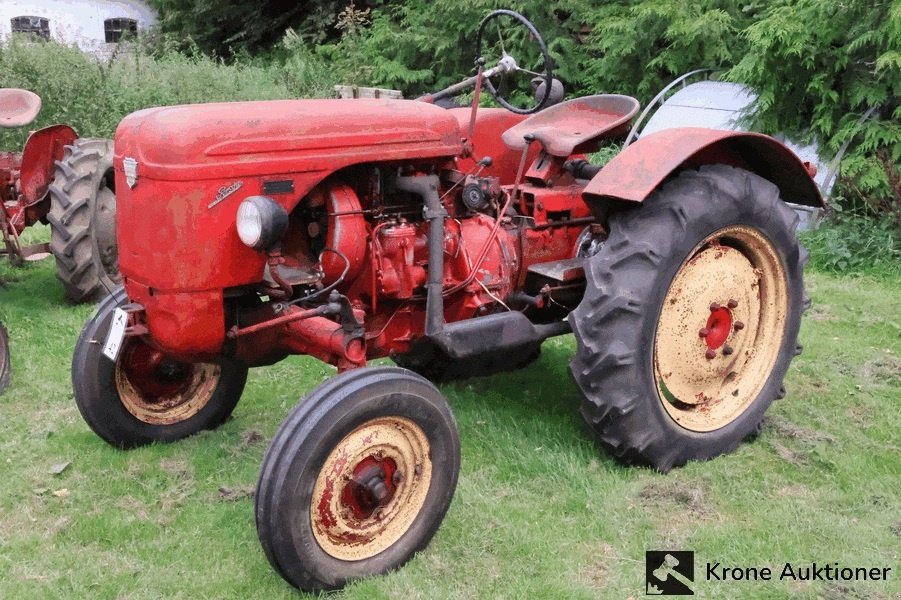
left=272, top=165, right=591, bottom=365
left=299, top=176, right=516, bottom=308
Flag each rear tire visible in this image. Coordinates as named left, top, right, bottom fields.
left=72, top=289, right=248, bottom=448
left=255, top=367, right=460, bottom=592
left=48, top=138, right=120, bottom=304
left=570, top=165, right=807, bottom=471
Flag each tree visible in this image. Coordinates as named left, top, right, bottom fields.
left=147, top=0, right=360, bottom=55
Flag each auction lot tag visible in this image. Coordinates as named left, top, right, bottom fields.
left=102, top=308, right=129, bottom=362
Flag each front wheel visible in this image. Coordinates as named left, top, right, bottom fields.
left=570, top=165, right=808, bottom=471
left=255, top=367, right=460, bottom=592
left=72, top=289, right=248, bottom=448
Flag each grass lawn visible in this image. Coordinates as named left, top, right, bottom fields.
left=0, top=228, right=898, bottom=599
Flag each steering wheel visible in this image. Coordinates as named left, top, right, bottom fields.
left=475, top=10, right=553, bottom=114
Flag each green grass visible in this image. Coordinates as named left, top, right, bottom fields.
left=0, top=230, right=899, bottom=599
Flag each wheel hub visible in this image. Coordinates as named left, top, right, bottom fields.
left=93, top=185, right=119, bottom=276
left=115, top=340, right=220, bottom=425
left=341, top=456, right=399, bottom=519
left=702, top=304, right=734, bottom=350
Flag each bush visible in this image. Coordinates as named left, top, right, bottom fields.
left=801, top=214, right=901, bottom=278
left=728, top=0, right=900, bottom=213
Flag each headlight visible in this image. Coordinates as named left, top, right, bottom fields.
left=236, top=196, right=289, bottom=251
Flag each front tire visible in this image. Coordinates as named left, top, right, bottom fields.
left=570, top=165, right=807, bottom=471
left=255, top=367, right=460, bottom=592
left=72, top=289, right=248, bottom=448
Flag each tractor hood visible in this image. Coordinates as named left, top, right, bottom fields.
left=114, top=98, right=463, bottom=182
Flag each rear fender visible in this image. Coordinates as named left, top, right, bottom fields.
left=582, top=128, right=824, bottom=213
left=20, top=124, right=78, bottom=205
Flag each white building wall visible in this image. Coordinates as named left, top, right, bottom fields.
left=0, top=0, right=157, bottom=58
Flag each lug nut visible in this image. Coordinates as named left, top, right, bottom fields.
left=698, top=328, right=710, bottom=338
left=709, top=302, right=720, bottom=312
left=727, top=299, right=738, bottom=309
left=722, top=345, right=734, bottom=356
left=733, top=321, right=745, bottom=331
left=705, top=349, right=717, bottom=360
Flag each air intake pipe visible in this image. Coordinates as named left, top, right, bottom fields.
left=393, top=174, right=446, bottom=336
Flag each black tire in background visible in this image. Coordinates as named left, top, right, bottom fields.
left=570, top=165, right=808, bottom=472
left=256, top=366, right=460, bottom=592
left=48, top=138, right=120, bottom=304
left=72, top=289, right=248, bottom=448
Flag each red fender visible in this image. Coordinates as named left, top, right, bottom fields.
left=582, top=128, right=823, bottom=209
left=20, top=124, right=78, bottom=205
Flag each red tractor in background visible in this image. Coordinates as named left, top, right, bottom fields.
left=0, top=87, right=119, bottom=302
left=0, top=87, right=117, bottom=393
left=71, top=10, right=819, bottom=592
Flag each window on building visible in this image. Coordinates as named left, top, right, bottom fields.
left=104, top=18, right=138, bottom=43
left=10, top=16, right=50, bottom=40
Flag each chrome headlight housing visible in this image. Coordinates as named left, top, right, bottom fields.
left=236, top=195, right=289, bottom=251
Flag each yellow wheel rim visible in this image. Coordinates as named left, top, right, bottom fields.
left=654, top=226, right=788, bottom=432
left=311, top=416, right=432, bottom=561
left=115, top=340, right=220, bottom=425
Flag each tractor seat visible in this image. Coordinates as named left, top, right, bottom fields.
left=501, top=94, right=639, bottom=157
left=0, top=88, right=42, bottom=128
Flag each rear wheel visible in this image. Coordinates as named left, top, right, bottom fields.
left=72, top=289, right=248, bottom=448
left=570, top=165, right=807, bottom=471
left=255, top=367, right=460, bottom=592
left=48, top=138, right=120, bottom=303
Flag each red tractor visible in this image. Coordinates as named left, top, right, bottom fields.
left=0, top=88, right=119, bottom=302
left=72, top=11, right=819, bottom=592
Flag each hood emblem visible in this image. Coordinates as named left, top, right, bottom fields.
left=123, top=157, right=138, bottom=188
left=209, top=181, right=244, bottom=209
